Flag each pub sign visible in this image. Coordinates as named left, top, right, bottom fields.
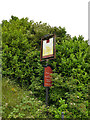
left=40, top=34, right=56, bottom=61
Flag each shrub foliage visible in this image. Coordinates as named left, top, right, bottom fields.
left=2, top=16, right=89, bottom=118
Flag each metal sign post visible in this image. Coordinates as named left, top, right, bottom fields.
left=46, top=59, right=49, bottom=108
left=40, top=34, right=56, bottom=116
left=40, top=34, right=64, bottom=118
left=46, top=87, right=48, bottom=107
left=61, top=112, right=64, bottom=120
left=45, top=59, right=53, bottom=108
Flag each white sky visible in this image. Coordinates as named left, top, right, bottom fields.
left=0, top=0, right=89, bottom=40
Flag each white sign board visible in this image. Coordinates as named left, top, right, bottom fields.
left=43, top=38, right=53, bottom=57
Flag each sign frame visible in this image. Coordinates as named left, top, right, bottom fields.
left=40, top=34, right=56, bottom=61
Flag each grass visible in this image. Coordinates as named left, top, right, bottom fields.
left=2, top=77, right=54, bottom=119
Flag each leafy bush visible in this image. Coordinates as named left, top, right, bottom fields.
left=49, top=73, right=88, bottom=118
left=48, top=36, right=89, bottom=118
left=2, top=16, right=66, bottom=86
left=2, top=16, right=89, bottom=119
left=52, top=98, right=68, bottom=118
left=7, top=97, right=48, bottom=118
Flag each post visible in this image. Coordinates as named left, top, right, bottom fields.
left=61, top=112, right=64, bottom=120
left=46, top=59, right=49, bottom=116
left=40, top=34, right=56, bottom=117
left=46, top=87, right=48, bottom=107
left=46, top=59, right=49, bottom=107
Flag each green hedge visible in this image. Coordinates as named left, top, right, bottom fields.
left=2, top=16, right=89, bottom=119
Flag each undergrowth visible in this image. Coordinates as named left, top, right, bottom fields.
left=2, top=77, right=54, bottom=119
